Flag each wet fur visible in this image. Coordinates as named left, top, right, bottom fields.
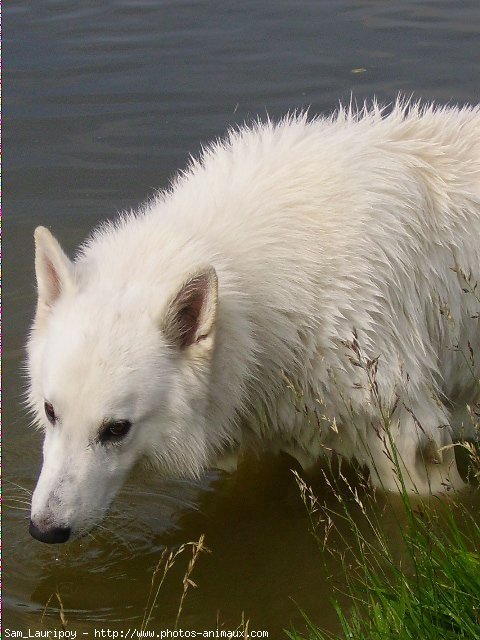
left=29, top=100, right=480, bottom=539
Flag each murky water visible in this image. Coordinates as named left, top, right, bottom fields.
left=4, top=1, right=480, bottom=637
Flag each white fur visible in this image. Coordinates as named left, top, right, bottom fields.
left=28, top=101, right=480, bottom=539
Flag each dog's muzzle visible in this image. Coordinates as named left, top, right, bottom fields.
left=29, top=519, right=71, bottom=544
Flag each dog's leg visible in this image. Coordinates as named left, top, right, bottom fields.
left=364, top=403, right=464, bottom=495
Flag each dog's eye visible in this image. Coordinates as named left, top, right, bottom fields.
left=44, top=402, right=56, bottom=424
left=100, top=420, right=132, bottom=444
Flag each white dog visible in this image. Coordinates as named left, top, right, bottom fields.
left=28, top=101, right=480, bottom=543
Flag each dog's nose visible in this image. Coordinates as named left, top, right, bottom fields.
left=29, top=519, right=71, bottom=544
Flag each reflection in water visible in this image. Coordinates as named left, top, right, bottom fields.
left=5, top=449, right=478, bottom=635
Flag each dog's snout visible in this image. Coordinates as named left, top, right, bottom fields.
left=29, top=519, right=71, bottom=544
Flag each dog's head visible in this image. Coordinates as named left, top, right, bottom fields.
left=28, top=226, right=219, bottom=543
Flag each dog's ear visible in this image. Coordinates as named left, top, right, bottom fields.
left=161, top=266, right=218, bottom=350
left=34, top=226, right=75, bottom=314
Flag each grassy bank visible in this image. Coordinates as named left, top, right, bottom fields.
left=286, top=283, right=480, bottom=640
left=287, top=446, right=480, bottom=640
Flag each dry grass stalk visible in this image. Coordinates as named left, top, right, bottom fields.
left=41, top=591, right=68, bottom=631
left=141, top=535, right=209, bottom=632
left=175, top=533, right=209, bottom=629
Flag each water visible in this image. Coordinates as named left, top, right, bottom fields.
left=4, top=0, right=480, bottom=636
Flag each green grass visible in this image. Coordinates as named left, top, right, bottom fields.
left=287, top=454, right=480, bottom=640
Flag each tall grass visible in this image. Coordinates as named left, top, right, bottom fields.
left=288, top=468, right=480, bottom=640
left=288, top=280, right=480, bottom=640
